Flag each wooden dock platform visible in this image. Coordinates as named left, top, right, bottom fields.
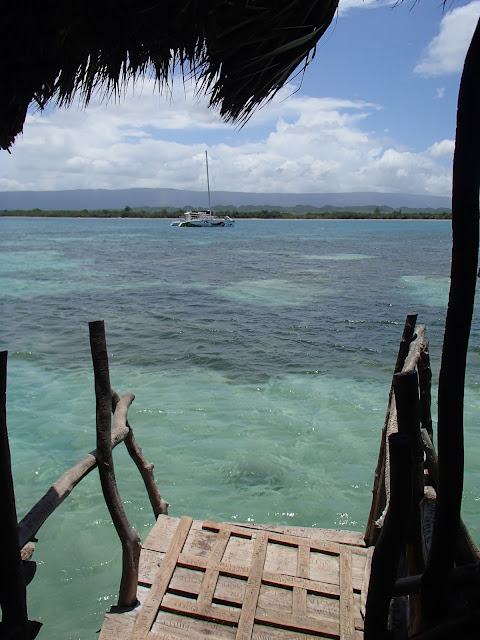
left=99, top=515, right=369, bottom=640
left=4, top=315, right=480, bottom=639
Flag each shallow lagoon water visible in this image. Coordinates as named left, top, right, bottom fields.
left=1, top=217, right=479, bottom=639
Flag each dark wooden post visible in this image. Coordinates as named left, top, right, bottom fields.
left=365, top=313, right=417, bottom=546
left=394, top=371, right=424, bottom=533
left=423, top=19, right=480, bottom=625
left=394, top=370, right=425, bottom=635
left=89, top=321, right=141, bottom=609
left=418, top=344, right=433, bottom=440
left=394, top=313, right=418, bottom=374
left=0, top=352, right=41, bottom=639
left=364, top=433, right=412, bottom=639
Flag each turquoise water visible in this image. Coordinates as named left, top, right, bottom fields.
left=1, top=217, right=479, bottom=638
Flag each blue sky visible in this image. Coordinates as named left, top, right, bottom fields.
left=1, top=0, right=479, bottom=196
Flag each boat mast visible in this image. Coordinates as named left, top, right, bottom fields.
left=205, top=150, right=211, bottom=213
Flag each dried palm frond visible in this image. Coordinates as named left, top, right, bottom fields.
left=0, top=0, right=338, bottom=150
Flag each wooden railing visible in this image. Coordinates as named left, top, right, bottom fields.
left=0, top=321, right=168, bottom=638
left=364, top=314, right=480, bottom=638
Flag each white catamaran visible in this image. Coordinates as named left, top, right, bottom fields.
left=170, top=152, right=235, bottom=227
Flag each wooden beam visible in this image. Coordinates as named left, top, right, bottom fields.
left=394, top=562, right=480, bottom=597
left=17, top=421, right=129, bottom=549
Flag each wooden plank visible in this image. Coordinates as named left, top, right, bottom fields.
left=255, top=605, right=339, bottom=637
left=129, top=516, right=193, bottom=640
left=169, top=566, right=205, bottom=597
left=292, top=587, right=307, bottom=616
left=308, top=550, right=341, bottom=586
left=143, top=516, right=183, bottom=553
left=351, top=551, right=368, bottom=591
left=230, top=522, right=366, bottom=547
left=264, top=541, right=298, bottom=577
left=339, top=547, right=355, bottom=640
left=353, top=593, right=364, bottom=631
left=182, top=528, right=218, bottom=559
left=197, top=528, right=231, bottom=611
left=175, top=551, right=342, bottom=597
left=257, top=583, right=292, bottom=613
left=222, top=535, right=255, bottom=569
left=252, top=625, right=322, bottom=640
left=360, top=546, right=374, bottom=619
left=160, top=593, right=240, bottom=624
left=306, top=590, right=339, bottom=623
left=204, top=521, right=341, bottom=555
left=100, top=587, right=150, bottom=640
left=151, top=608, right=236, bottom=640
left=203, top=521, right=254, bottom=539
left=100, top=614, right=135, bottom=640
left=252, top=624, right=334, bottom=640
left=138, top=549, right=164, bottom=585
left=151, top=619, right=331, bottom=640
left=297, top=544, right=310, bottom=579
left=236, top=530, right=269, bottom=640
left=262, top=570, right=340, bottom=596
left=214, top=574, right=247, bottom=605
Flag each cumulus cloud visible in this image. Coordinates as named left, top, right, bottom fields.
left=338, top=0, right=393, bottom=15
left=428, top=139, right=455, bottom=158
left=415, top=1, right=480, bottom=76
left=0, top=78, right=452, bottom=196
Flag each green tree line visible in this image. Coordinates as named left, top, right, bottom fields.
left=0, top=207, right=452, bottom=219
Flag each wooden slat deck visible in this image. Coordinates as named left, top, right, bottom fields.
left=99, top=515, right=368, bottom=640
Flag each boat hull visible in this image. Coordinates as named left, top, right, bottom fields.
left=177, top=219, right=234, bottom=227
left=171, top=211, right=235, bottom=227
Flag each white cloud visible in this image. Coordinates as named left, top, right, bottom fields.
left=435, top=87, right=446, bottom=99
left=0, top=78, right=452, bottom=196
left=415, top=1, right=480, bottom=76
left=428, top=139, right=455, bottom=158
left=338, top=0, right=393, bottom=15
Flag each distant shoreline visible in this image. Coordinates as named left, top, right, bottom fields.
left=0, top=211, right=452, bottom=221
left=1, top=215, right=452, bottom=221
left=0, top=215, right=452, bottom=221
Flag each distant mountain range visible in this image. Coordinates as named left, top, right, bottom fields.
left=0, top=188, right=451, bottom=212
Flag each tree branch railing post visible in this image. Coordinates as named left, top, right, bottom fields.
left=89, top=320, right=141, bottom=609
left=111, top=391, right=168, bottom=518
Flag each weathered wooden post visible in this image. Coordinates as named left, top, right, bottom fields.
left=418, top=344, right=433, bottom=440
left=0, top=352, right=41, bottom=639
left=89, top=321, right=141, bottom=609
left=364, top=433, right=412, bottom=639
left=394, top=369, right=424, bottom=635
left=365, top=313, right=417, bottom=546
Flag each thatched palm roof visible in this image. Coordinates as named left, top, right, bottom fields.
left=0, top=0, right=338, bottom=151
